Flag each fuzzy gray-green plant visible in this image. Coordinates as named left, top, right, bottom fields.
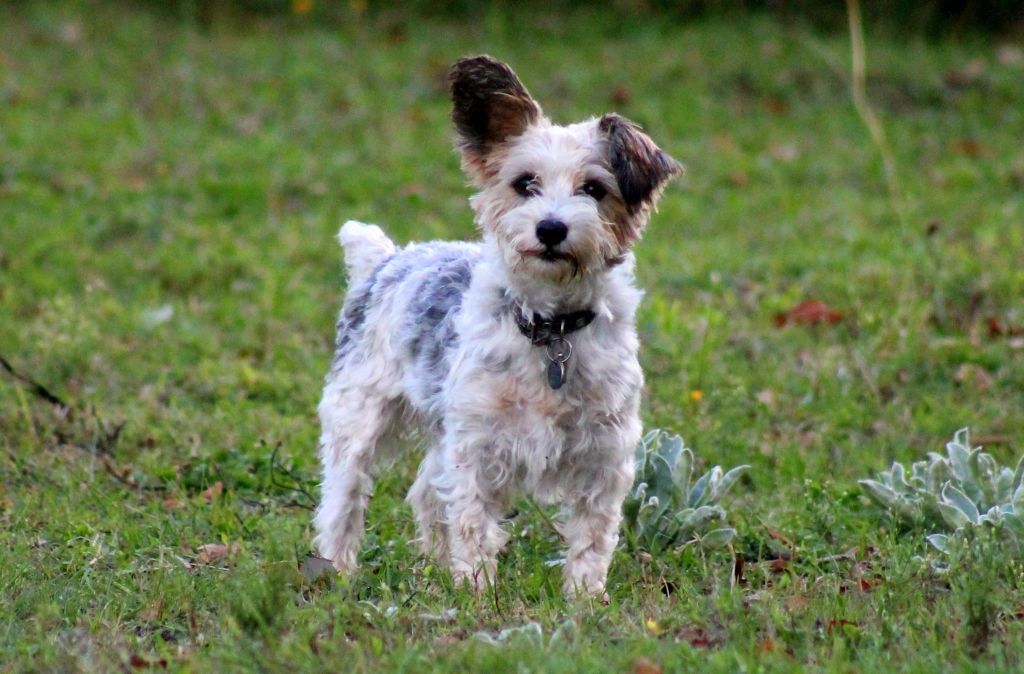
left=622, top=430, right=749, bottom=554
left=859, top=428, right=1024, bottom=554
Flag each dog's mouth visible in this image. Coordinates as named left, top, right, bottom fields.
left=539, top=249, right=571, bottom=263
left=520, top=246, right=573, bottom=264
left=516, top=246, right=584, bottom=279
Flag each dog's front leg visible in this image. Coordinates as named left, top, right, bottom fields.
left=562, top=455, right=635, bottom=598
left=439, top=433, right=509, bottom=592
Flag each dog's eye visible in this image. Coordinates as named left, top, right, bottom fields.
left=580, top=180, right=607, bottom=202
left=512, top=173, right=539, bottom=198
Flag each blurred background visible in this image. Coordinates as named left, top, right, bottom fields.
left=130, top=0, right=1024, bottom=34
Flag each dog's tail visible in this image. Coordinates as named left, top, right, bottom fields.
left=337, top=220, right=396, bottom=285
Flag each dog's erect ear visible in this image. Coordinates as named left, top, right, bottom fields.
left=599, top=114, right=682, bottom=212
left=449, top=56, right=541, bottom=173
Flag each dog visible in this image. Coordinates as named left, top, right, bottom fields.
left=314, top=55, right=681, bottom=597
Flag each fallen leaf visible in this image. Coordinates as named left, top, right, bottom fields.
left=827, top=618, right=859, bottom=633
left=610, top=84, right=632, bottom=106
left=300, top=554, right=337, bottom=582
left=767, top=529, right=795, bottom=548
left=645, top=618, right=666, bottom=637
left=129, top=654, right=167, bottom=669
left=201, top=481, right=223, bottom=503
left=955, top=363, right=993, bottom=392
left=195, top=542, right=239, bottom=565
left=728, top=171, right=749, bottom=187
left=988, top=317, right=1024, bottom=338
left=138, top=598, right=164, bottom=622
left=951, top=138, right=988, bottom=157
left=760, top=636, right=778, bottom=653
left=763, top=98, right=789, bottom=116
left=732, top=556, right=747, bottom=585
left=774, top=300, right=843, bottom=328
left=632, top=657, right=662, bottom=674
left=676, top=625, right=716, bottom=648
left=859, top=578, right=879, bottom=591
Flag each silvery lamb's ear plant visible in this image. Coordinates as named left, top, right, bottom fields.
left=859, top=428, right=1024, bottom=554
left=622, top=430, right=749, bottom=554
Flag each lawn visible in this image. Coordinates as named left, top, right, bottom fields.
left=2, top=2, right=1024, bottom=672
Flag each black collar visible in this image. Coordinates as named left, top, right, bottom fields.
left=512, top=302, right=596, bottom=346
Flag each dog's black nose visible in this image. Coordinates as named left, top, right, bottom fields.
left=535, top=219, right=568, bottom=247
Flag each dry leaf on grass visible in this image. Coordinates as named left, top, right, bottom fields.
left=195, top=542, right=239, bottom=565
left=610, top=84, right=632, bottom=106
left=676, top=624, right=718, bottom=649
left=774, top=300, right=843, bottom=328
left=988, top=317, right=1024, bottom=338
left=632, top=657, right=662, bottom=674
left=300, top=554, right=337, bottom=582
left=951, top=138, right=988, bottom=157
left=138, top=598, right=164, bottom=622
left=955, top=363, right=993, bottom=392
left=129, top=654, right=167, bottom=669
left=201, top=481, right=223, bottom=503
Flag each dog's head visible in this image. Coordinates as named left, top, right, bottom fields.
left=450, top=55, right=681, bottom=283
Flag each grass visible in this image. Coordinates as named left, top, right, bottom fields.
left=2, top=2, right=1024, bottom=671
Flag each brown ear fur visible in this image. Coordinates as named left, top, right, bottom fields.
left=449, top=56, right=541, bottom=173
left=599, top=114, right=682, bottom=212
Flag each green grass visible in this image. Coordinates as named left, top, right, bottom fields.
left=2, top=2, right=1024, bottom=671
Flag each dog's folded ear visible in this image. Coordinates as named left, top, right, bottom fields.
left=450, top=55, right=542, bottom=179
left=599, top=114, right=682, bottom=212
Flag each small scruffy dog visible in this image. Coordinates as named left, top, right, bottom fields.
left=314, top=55, right=680, bottom=596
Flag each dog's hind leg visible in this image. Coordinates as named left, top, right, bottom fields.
left=313, top=380, right=398, bottom=573
left=407, top=450, right=449, bottom=561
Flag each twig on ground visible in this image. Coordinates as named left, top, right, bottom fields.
left=1, top=354, right=166, bottom=491
left=268, top=441, right=318, bottom=510
left=0, top=355, right=69, bottom=410
left=524, top=497, right=566, bottom=543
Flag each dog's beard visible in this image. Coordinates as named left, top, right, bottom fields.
left=512, top=243, right=587, bottom=280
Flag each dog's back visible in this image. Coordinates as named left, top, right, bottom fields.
left=330, top=223, right=480, bottom=423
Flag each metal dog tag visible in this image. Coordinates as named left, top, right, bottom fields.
left=545, top=336, right=572, bottom=390
left=547, top=359, right=566, bottom=389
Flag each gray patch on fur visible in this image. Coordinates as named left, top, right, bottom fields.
left=402, top=248, right=479, bottom=420
left=332, top=260, right=388, bottom=367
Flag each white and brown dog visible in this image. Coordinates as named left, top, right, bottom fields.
left=314, top=55, right=680, bottom=597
